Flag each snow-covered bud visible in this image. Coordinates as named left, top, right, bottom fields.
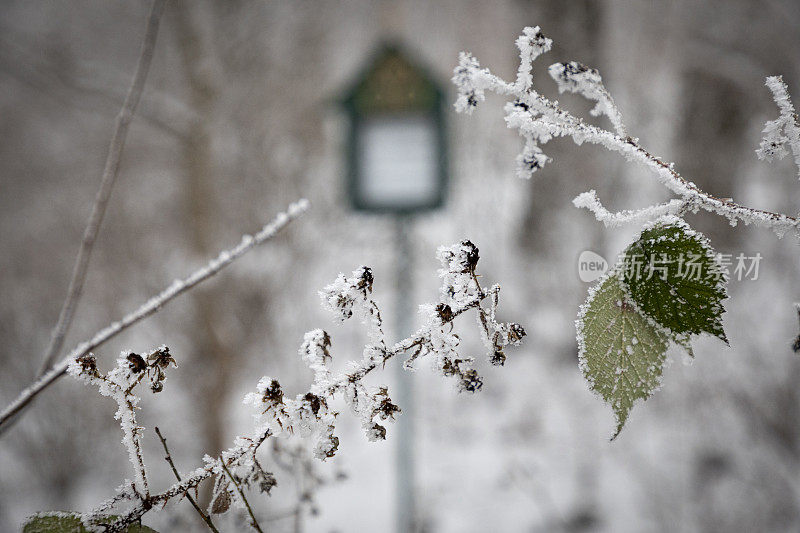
left=548, top=61, right=601, bottom=94
left=516, top=142, right=550, bottom=179
left=438, top=239, right=479, bottom=275
left=243, top=377, right=284, bottom=409
left=300, top=392, right=324, bottom=417
left=437, top=240, right=482, bottom=308
left=314, top=425, right=339, bottom=459
left=300, top=329, right=332, bottom=392
left=320, top=266, right=373, bottom=321
left=514, top=26, right=552, bottom=91
left=452, top=52, right=485, bottom=114
left=459, top=368, right=483, bottom=393
left=436, top=303, right=454, bottom=323
left=504, top=323, right=526, bottom=345
left=516, top=26, right=552, bottom=66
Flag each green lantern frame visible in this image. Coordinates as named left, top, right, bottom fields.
left=341, top=43, right=448, bottom=213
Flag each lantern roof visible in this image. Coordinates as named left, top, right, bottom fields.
left=341, top=43, right=443, bottom=115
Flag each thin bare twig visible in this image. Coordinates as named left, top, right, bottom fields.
left=102, top=429, right=273, bottom=533
left=40, top=0, right=167, bottom=375
left=155, top=426, right=220, bottom=533
left=0, top=200, right=309, bottom=433
left=220, top=458, right=265, bottom=533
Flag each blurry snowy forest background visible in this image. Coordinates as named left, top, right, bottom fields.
left=2, top=0, right=800, bottom=531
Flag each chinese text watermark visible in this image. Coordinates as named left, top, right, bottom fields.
left=578, top=251, right=762, bottom=283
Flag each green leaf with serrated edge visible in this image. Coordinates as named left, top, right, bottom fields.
left=621, top=216, right=728, bottom=343
left=577, top=273, right=669, bottom=439
left=23, top=512, right=159, bottom=533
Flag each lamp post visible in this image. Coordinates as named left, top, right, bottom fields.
left=342, top=44, right=448, bottom=533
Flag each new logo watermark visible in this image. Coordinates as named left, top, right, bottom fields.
left=578, top=250, right=609, bottom=282
left=577, top=251, right=763, bottom=282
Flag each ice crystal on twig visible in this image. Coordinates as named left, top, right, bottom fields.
left=757, top=76, right=800, bottom=177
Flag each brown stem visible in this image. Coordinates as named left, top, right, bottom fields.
left=154, top=427, right=219, bottom=533
left=220, top=458, right=265, bottom=533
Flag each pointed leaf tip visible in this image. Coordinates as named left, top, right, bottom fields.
left=577, top=274, right=669, bottom=438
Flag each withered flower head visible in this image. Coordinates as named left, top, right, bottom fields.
left=370, top=423, right=387, bottom=441
left=356, top=266, right=374, bottom=293
left=76, top=354, right=98, bottom=375
left=460, top=240, right=480, bottom=272
left=323, top=433, right=340, bottom=458
left=436, top=303, right=454, bottom=323
left=377, top=396, right=401, bottom=420
left=147, top=346, right=176, bottom=368
left=490, top=349, right=506, bottom=366
left=507, top=323, right=526, bottom=344
left=460, top=369, right=483, bottom=392
left=441, top=357, right=468, bottom=378
left=149, top=366, right=167, bottom=393
left=250, top=464, right=277, bottom=494
left=321, top=330, right=332, bottom=348
left=127, top=353, right=147, bottom=373
left=374, top=387, right=401, bottom=420
left=303, top=392, right=323, bottom=416
left=262, top=379, right=284, bottom=405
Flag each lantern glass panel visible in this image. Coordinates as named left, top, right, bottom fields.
left=357, top=114, right=438, bottom=209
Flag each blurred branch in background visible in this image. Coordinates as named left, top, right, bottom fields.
left=39, top=0, right=167, bottom=376
left=0, top=199, right=309, bottom=433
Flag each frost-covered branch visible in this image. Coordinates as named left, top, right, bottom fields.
left=452, top=26, right=800, bottom=237
left=757, top=75, right=800, bottom=177
left=40, top=0, right=167, bottom=375
left=244, top=240, right=525, bottom=457
left=0, top=200, right=309, bottom=433
left=573, top=189, right=691, bottom=228
left=57, top=240, right=523, bottom=532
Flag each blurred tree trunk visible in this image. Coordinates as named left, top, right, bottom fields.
left=173, top=0, right=233, bottom=478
